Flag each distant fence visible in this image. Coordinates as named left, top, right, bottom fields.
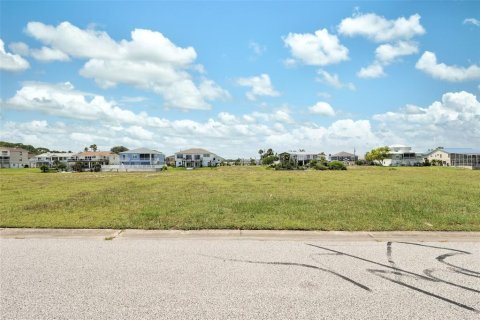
left=101, top=164, right=164, bottom=172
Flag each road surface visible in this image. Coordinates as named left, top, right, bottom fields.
left=1, top=230, right=479, bottom=319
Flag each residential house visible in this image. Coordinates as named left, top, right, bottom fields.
left=69, top=151, right=118, bottom=169
left=102, top=148, right=165, bottom=172
left=0, top=147, right=31, bottom=168
left=381, top=145, right=424, bottom=166
left=329, top=151, right=358, bottom=163
left=278, top=151, right=319, bottom=166
left=425, top=148, right=480, bottom=169
left=119, top=148, right=165, bottom=166
left=30, top=152, right=77, bottom=168
left=175, top=148, right=222, bottom=168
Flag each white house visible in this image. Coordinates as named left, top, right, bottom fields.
left=175, top=148, right=222, bottom=168
left=30, top=152, right=77, bottom=168
left=425, top=148, right=480, bottom=169
left=381, top=145, right=424, bottom=166
left=278, top=151, right=320, bottom=166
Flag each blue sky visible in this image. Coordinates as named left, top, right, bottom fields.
left=1, top=1, right=479, bottom=158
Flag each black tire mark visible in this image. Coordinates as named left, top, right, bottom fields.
left=386, top=242, right=401, bottom=282
left=205, top=255, right=371, bottom=292
left=437, top=252, right=480, bottom=276
left=368, top=269, right=478, bottom=313
left=306, top=243, right=480, bottom=293
left=396, top=242, right=471, bottom=254
left=423, top=268, right=480, bottom=292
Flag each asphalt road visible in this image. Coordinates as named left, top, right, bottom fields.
left=1, top=232, right=479, bottom=319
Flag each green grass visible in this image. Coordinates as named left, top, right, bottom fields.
left=1, top=166, right=479, bottom=231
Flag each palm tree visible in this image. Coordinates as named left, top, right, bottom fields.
left=90, top=144, right=97, bottom=152
left=258, top=149, right=264, bottom=159
left=84, top=147, right=88, bottom=152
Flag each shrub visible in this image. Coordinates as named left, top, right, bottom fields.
left=328, top=160, right=347, bottom=170
left=314, top=163, right=328, bottom=170
left=72, top=162, right=84, bottom=172
left=162, top=165, right=168, bottom=171
left=93, top=164, right=102, bottom=172
left=262, top=155, right=277, bottom=165
left=39, top=165, right=49, bottom=173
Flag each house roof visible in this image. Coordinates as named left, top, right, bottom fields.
left=175, top=148, right=214, bottom=155
left=78, top=151, right=115, bottom=156
left=279, top=151, right=318, bottom=156
left=437, top=148, right=480, bottom=155
left=332, top=151, right=356, bottom=157
left=35, top=152, right=77, bottom=158
left=120, top=148, right=163, bottom=155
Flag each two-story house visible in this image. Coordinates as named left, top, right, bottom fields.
left=30, top=152, right=77, bottom=168
left=425, top=148, right=480, bottom=169
left=119, top=148, right=165, bottom=166
left=175, top=148, right=222, bottom=168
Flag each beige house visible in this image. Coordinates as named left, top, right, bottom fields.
left=0, top=147, right=31, bottom=168
left=425, top=148, right=480, bottom=169
left=175, top=148, right=222, bottom=168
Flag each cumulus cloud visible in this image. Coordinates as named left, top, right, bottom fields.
left=375, top=41, right=418, bottom=64
left=9, top=41, right=70, bottom=62
left=237, top=74, right=280, bottom=100
left=249, top=41, right=266, bottom=57
left=373, top=91, right=480, bottom=147
left=308, top=102, right=336, bottom=116
left=283, top=29, right=349, bottom=66
left=338, top=13, right=425, bottom=42
left=317, top=69, right=355, bottom=90
left=415, top=51, right=480, bottom=82
left=1, top=81, right=169, bottom=127
left=357, top=63, right=385, bottom=78
left=463, top=18, right=480, bottom=27
left=0, top=39, right=30, bottom=72
left=23, top=21, right=228, bottom=110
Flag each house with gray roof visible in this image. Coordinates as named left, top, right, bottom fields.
left=425, top=148, right=480, bottom=169
left=102, top=147, right=165, bottom=172
left=175, top=148, right=222, bottom=168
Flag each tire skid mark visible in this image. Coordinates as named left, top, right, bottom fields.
left=367, top=269, right=478, bottom=313
left=204, top=255, right=371, bottom=292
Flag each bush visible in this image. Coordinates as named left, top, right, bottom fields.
left=93, top=164, right=102, bottom=172
left=262, top=155, right=277, bottom=165
left=162, top=165, right=168, bottom=171
left=39, top=165, right=49, bottom=173
left=314, top=163, right=328, bottom=170
left=328, top=160, right=347, bottom=170
left=72, top=162, right=84, bottom=172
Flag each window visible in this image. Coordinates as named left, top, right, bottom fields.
left=194, top=155, right=200, bottom=160
left=203, top=153, right=210, bottom=157
left=176, top=154, right=183, bottom=159
left=139, top=154, right=150, bottom=160
left=186, top=155, right=192, bottom=160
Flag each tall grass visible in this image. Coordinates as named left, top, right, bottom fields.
left=1, top=166, right=479, bottom=230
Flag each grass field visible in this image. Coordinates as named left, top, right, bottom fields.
left=1, top=166, right=479, bottom=231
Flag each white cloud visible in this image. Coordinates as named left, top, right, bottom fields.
left=283, top=29, right=349, bottom=66
left=23, top=21, right=228, bottom=110
left=463, top=18, right=480, bottom=27
left=375, top=41, right=418, bottom=64
left=9, top=42, right=30, bottom=55
left=415, top=51, right=480, bottom=82
left=357, top=63, right=385, bottom=78
left=317, top=69, right=355, bottom=90
left=1, top=81, right=170, bottom=127
left=237, top=74, right=280, bottom=100
left=0, top=39, right=30, bottom=72
left=308, top=102, right=336, bottom=116
left=31, top=47, right=70, bottom=62
left=373, top=91, right=480, bottom=147
left=338, top=13, right=425, bottom=42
